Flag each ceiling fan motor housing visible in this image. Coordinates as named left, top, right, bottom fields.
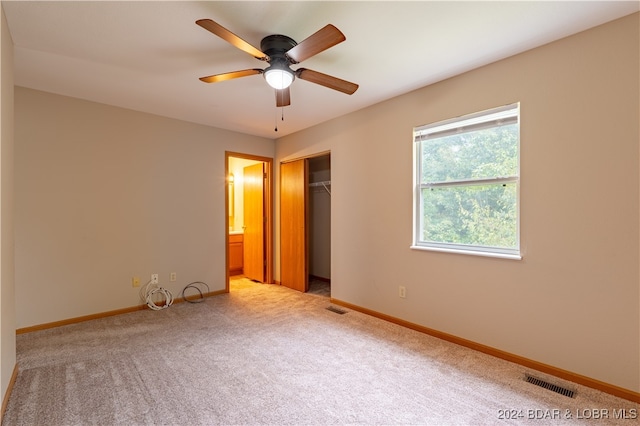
left=260, top=34, right=297, bottom=64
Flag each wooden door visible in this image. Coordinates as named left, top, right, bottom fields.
left=243, top=163, right=264, bottom=282
left=280, top=159, right=307, bottom=292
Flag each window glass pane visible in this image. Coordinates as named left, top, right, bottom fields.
left=421, top=183, right=517, bottom=249
left=421, top=123, right=518, bottom=183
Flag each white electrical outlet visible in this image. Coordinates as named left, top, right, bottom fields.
left=399, top=286, right=406, bottom=298
left=151, top=273, right=159, bottom=284
left=170, top=272, right=176, bottom=282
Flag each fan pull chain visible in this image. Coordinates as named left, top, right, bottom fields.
left=274, top=107, right=285, bottom=132
left=274, top=109, right=278, bottom=132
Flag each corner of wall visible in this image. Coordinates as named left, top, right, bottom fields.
left=0, top=2, right=17, bottom=411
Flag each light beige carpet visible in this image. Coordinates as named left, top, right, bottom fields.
left=307, top=278, right=330, bottom=297
left=3, top=278, right=637, bottom=425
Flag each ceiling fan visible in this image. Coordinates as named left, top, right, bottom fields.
left=196, top=19, right=359, bottom=107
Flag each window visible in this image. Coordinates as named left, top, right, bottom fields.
left=413, top=103, right=520, bottom=259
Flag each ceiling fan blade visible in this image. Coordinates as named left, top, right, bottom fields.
left=296, top=68, right=359, bottom=95
left=275, top=88, right=291, bottom=107
left=199, top=69, right=263, bottom=83
left=286, top=24, right=345, bottom=63
left=196, top=19, right=268, bottom=61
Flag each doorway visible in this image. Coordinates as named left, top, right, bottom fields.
left=226, top=152, right=273, bottom=291
left=280, top=153, right=331, bottom=296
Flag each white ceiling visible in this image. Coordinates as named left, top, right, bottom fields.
left=3, top=1, right=639, bottom=139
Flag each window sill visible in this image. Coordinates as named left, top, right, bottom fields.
left=410, top=245, right=522, bottom=260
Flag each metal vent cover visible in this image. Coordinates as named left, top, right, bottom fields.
left=525, top=374, right=576, bottom=398
left=326, top=306, right=348, bottom=315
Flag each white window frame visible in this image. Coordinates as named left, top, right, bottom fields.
left=412, top=103, right=521, bottom=260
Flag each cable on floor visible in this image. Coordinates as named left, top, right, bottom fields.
left=140, top=280, right=174, bottom=310
left=181, top=281, right=210, bottom=303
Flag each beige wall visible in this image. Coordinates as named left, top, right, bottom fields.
left=14, top=88, right=274, bottom=328
left=0, top=4, right=15, bottom=407
left=276, top=14, right=639, bottom=392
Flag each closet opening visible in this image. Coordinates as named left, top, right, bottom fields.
left=308, top=154, right=331, bottom=297
left=280, top=152, right=331, bottom=297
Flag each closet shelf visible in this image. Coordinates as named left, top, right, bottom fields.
left=309, top=180, right=331, bottom=196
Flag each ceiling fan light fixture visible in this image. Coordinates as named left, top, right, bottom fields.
left=264, top=67, right=294, bottom=90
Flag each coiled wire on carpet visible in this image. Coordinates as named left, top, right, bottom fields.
left=140, top=280, right=174, bottom=311
left=181, top=281, right=210, bottom=303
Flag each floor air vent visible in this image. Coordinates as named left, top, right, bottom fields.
left=326, top=306, right=347, bottom=315
left=525, top=374, right=575, bottom=398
